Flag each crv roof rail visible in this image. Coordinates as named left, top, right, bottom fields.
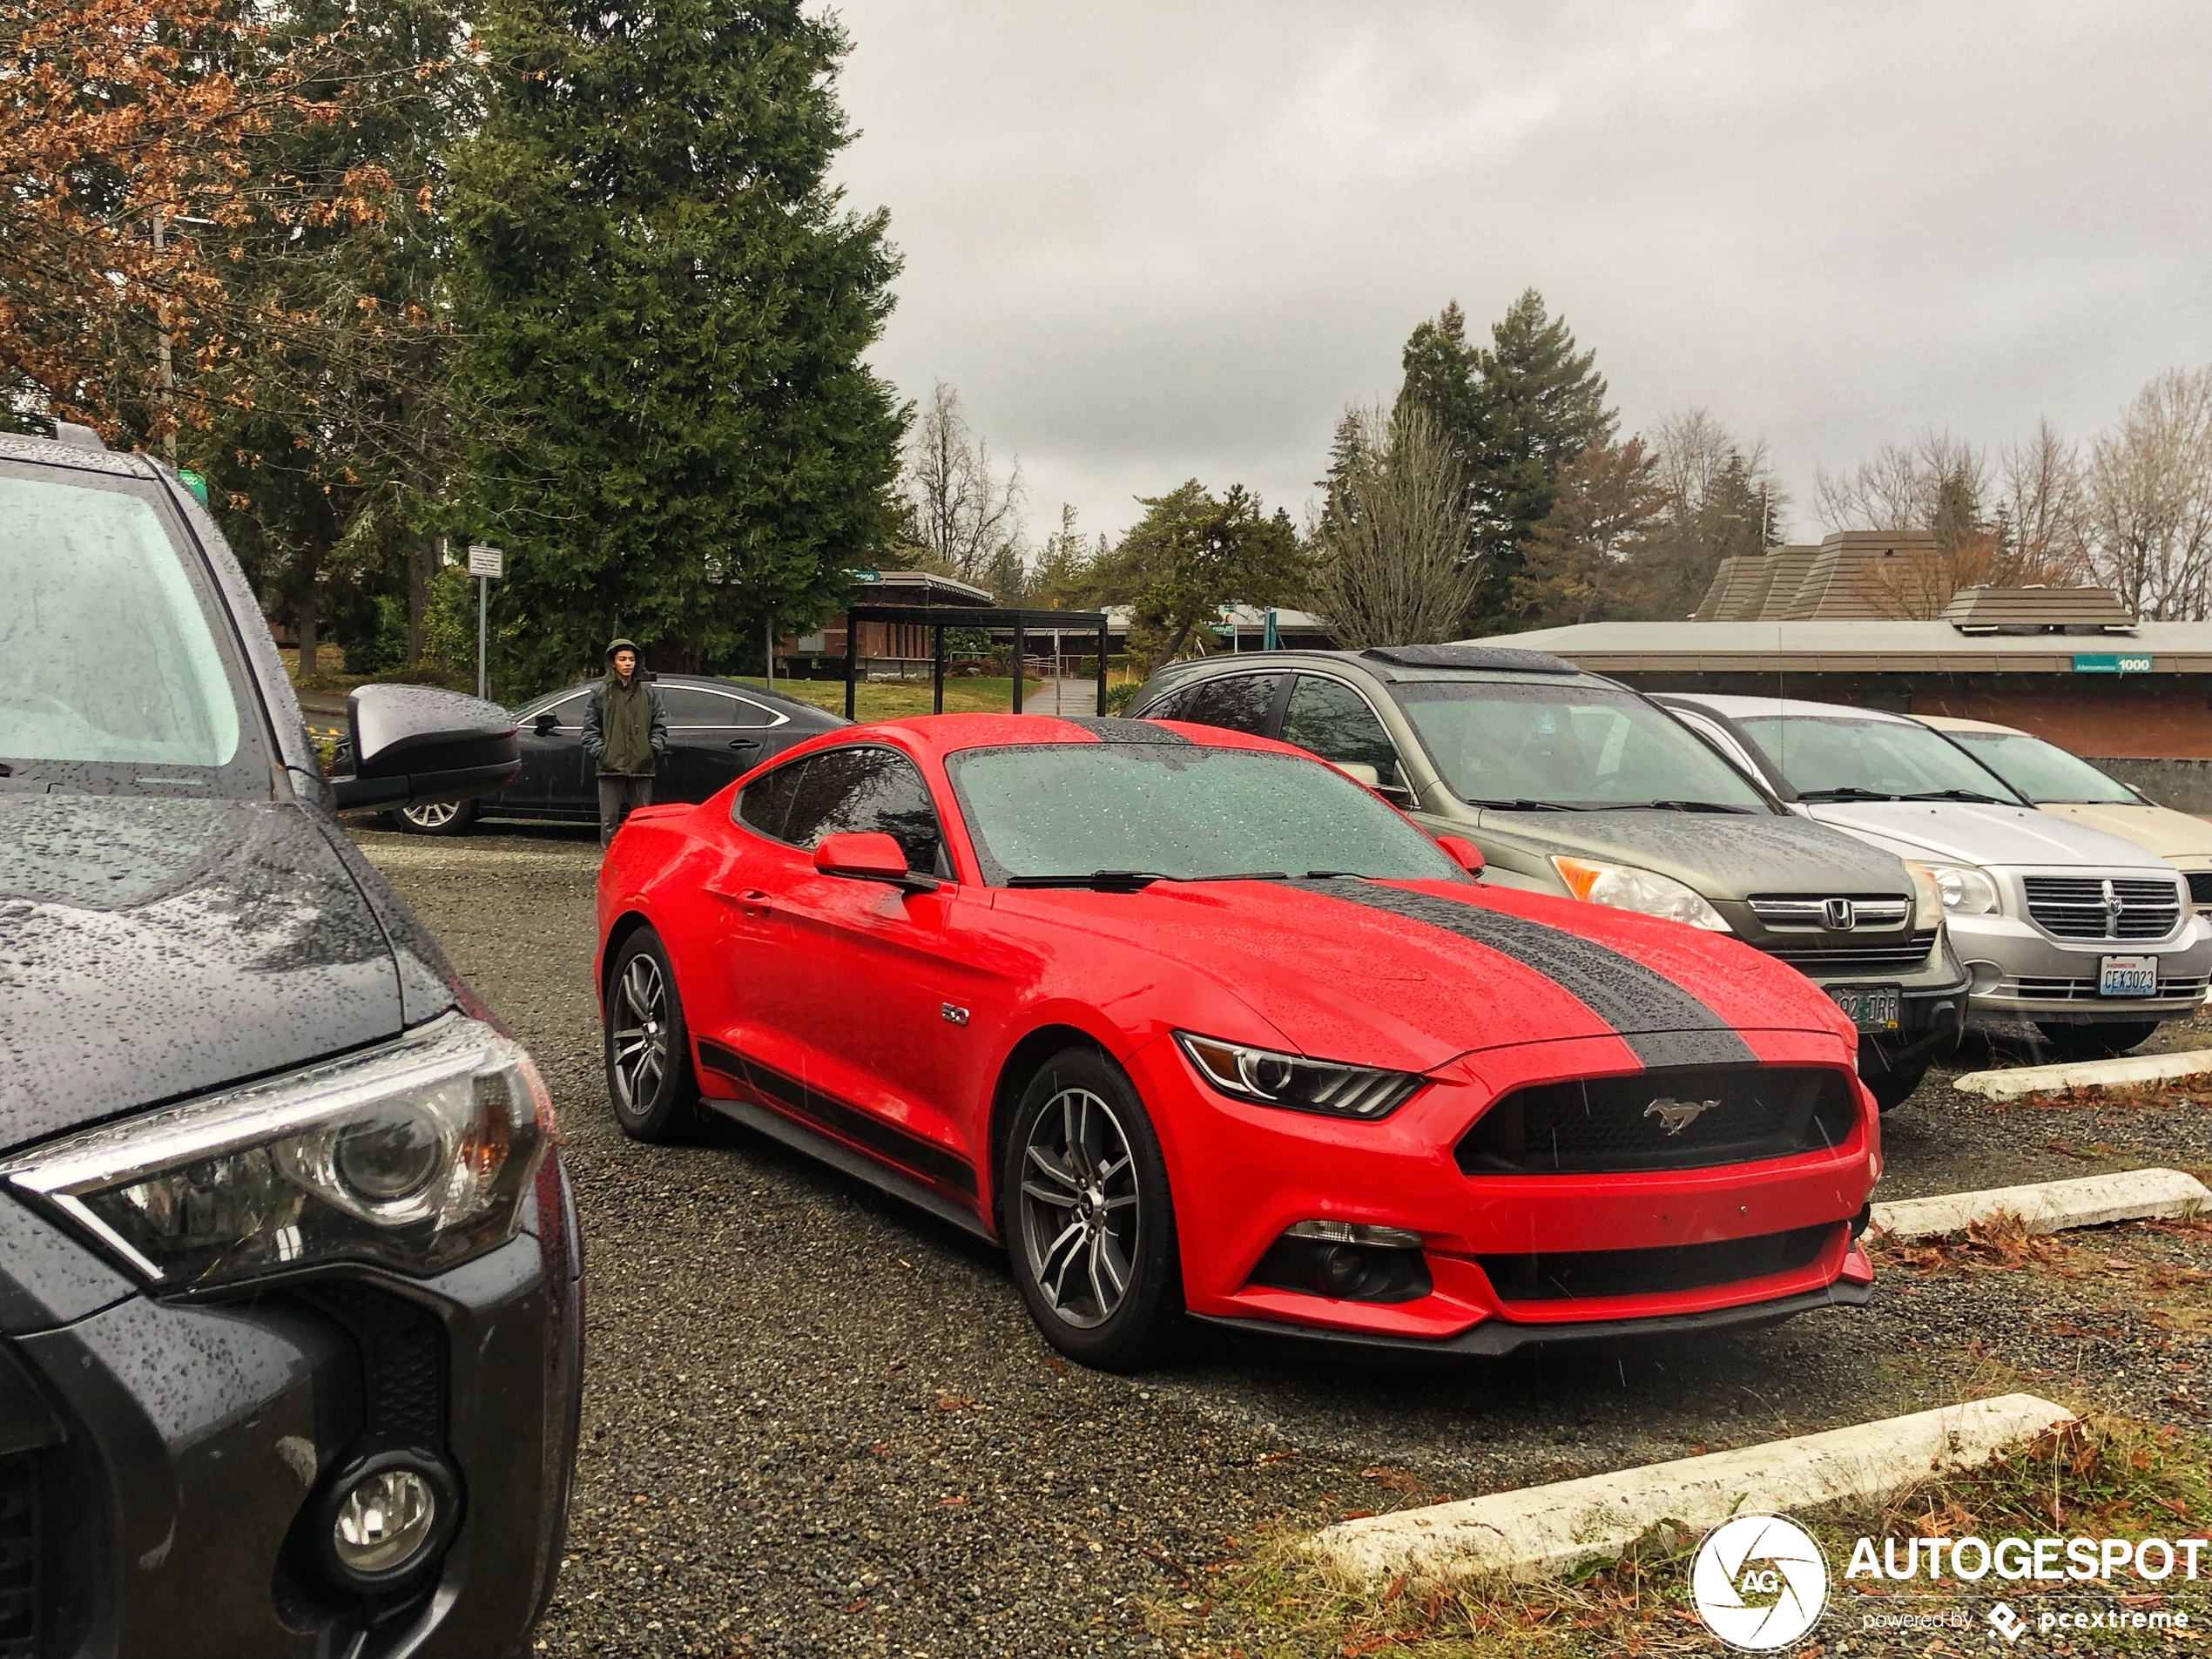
left=1360, top=644, right=1580, bottom=674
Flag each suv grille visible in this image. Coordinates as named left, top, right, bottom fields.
left=1478, top=1222, right=1838, bottom=1302
left=1456, top=1065, right=1858, bottom=1176
left=2022, top=876, right=2182, bottom=940
left=1764, top=932, right=1937, bottom=974
left=0, top=1455, right=34, bottom=1659
left=1746, top=894, right=1912, bottom=929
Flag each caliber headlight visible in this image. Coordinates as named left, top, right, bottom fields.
left=1550, top=856, right=1730, bottom=931
left=1924, top=862, right=2000, bottom=916
left=3, top=1015, right=548, bottom=1287
left=1175, top=1033, right=1423, bottom=1120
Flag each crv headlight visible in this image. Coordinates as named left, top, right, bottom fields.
left=1175, top=1032, right=1423, bottom=1120
left=1924, top=862, right=2000, bottom=916
left=1550, top=856, right=1730, bottom=931
left=3, top=1015, right=549, bottom=1288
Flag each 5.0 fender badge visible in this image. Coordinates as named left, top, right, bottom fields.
left=941, top=1003, right=970, bottom=1026
left=1644, top=1096, right=1719, bottom=1135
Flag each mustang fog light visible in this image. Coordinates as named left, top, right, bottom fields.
left=1250, top=1222, right=1432, bottom=1304
left=311, top=1446, right=462, bottom=1592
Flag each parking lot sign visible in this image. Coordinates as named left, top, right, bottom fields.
left=468, top=543, right=505, bottom=579
left=468, top=545, right=503, bottom=696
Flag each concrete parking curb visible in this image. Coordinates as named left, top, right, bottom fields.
left=1305, top=1393, right=2074, bottom=1582
left=1866, top=1168, right=2210, bottom=1243
left=1953, top=1049, right=2212, bottom=1100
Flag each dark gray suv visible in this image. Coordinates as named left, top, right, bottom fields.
left=0, top=428, right=580, bottom=1656
left=1130, top=644, right=1968, bottom=1108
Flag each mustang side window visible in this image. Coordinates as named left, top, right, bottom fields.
left=779, top=746, right=950, bottom=877
left=734, top=758, right=807, bottom=840
left=1280, top=677, right=1407, bottom=796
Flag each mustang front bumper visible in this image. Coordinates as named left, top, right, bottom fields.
left=1130, top=1026, right=1878, bottom=1348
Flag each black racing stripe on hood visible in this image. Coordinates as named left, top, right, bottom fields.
left=1054, top=716, right=1190, bottom=745
left=1290, top=880, right=1757, bottom=1069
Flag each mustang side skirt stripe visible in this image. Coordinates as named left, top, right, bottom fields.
left=695, top=1036, right=980, bottom=1197
left=1289, top=881, right=1757, bottom=1069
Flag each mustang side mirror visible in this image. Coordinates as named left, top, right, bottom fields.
left=814, top=831, right=939, bottom=893
left=329, top=684, right=521, bottom=813
left=1435, top=834, right=1485, bottom=877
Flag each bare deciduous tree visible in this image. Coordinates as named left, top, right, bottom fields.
left=1993, top=418, right=2087, bottom=578
left=903, top=380, right=1023, bottom=583
left=2079, top=368, right=2212, bottom=621
left=1815, top=429, right=1991, bottom=543
left=1306, top=404, right=1480, bottom=648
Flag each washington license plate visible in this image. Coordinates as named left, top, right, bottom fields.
left=1828, top=983, right=1901, bottom=1031
left=2099, top=955, right=2159, bottom=997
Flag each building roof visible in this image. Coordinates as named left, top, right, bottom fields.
left=1477, top=618, right=2212, bottom=674
left=1938, top=585, right=2134, bottom=633
left=1755, top=546, right=1823, bottom=619
left=854, top=570, right=996, bottom=605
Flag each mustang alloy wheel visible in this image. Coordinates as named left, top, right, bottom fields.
left=1002, top=1048, right=1180, bottom=1368
left=604, top=929, right=701, bottom=1142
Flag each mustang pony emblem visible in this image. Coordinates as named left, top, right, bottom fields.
left=1644, top=1096, right=1721, bottom=1135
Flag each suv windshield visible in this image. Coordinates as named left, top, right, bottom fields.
left=1395, top=680, right=1770, bottom=812
left=1939, top=729, right=2138, bottom=805
left=945, top=743, right=1463, bottom=886
left=1737, top=714, right=2021, bottom=803
left=0, top=462, right=260, bottom=794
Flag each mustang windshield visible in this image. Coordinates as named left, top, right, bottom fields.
left=0, top=464, right=254, bottom=792
left=947, top=743, right=1465, bottom=886
left=1394, top=681, right=1770, bottom=812
left=1940, top=729, right=2138, bottom=805
left=1737, top=714, right=2023, bottom=803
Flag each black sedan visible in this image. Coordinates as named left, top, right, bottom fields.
left=389, top=675, right=847, bottom=833
left=0, top=425, right=579, bottom=1656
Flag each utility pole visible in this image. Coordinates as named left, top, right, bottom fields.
left=151, top=214, right=177, bottom=466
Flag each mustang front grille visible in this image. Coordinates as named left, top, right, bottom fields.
left=2022, top=875, right=2183, bottom=940
left=1478, top=1222, right=1839, bottom=1303
left=1456, top=1065, right=1858, bottom=1176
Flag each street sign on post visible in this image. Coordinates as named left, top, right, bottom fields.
left=467, top=544, right=503, bottom=698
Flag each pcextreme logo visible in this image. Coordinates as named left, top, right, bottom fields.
left=1689, top=1514, right=1831, bottom=1651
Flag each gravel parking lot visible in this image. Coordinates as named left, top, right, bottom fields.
left=354, top=825, right=2212, bottom=1657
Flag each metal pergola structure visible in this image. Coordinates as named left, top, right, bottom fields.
left=841, top=604, right=1111, bottom=720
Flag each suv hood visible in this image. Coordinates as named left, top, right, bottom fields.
left=1804, top=799, right=2172, bottom=871
left=0, top=796, right=421, bottom=1153
left=1473, top=807, right=1910, bottom=898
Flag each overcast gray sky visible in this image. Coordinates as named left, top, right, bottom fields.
left=826, top=1, right=2212, bottom=548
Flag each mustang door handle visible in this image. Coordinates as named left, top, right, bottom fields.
left=705, top=884, right=773, bottom=917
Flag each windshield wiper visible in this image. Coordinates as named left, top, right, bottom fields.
left=1615, top=799, right=1760, bottom=814
left=1795, top=786, right=1900, bottom=802
left=1467, top=797, right=1586, bottom=812
left=1897, top=789, right=2010, bottom=804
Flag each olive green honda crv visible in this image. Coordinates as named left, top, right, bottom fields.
left=1129, top=643, right=1968, bottom=1109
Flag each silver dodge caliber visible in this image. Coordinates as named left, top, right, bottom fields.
left=1659, top=694, right=2212, bottom=1055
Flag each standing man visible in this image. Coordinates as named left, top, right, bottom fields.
left=582, top=637, right=667, bottom=847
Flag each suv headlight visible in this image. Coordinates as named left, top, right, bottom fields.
left=1551, top=856, right=1730, bottom=931
left=1924, top=862, right=2000, bottom=916
left=1176, top=1033, right=1423, bottom=1120
left=4, top=1015, right=549, bottom=1288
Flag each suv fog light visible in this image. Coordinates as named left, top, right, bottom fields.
left=310, top=1446, right=462, bottom=1592
left=334, top=1468, right=437, bottom=1575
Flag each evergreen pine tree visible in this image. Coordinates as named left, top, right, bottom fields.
left=452, top=0, right=906, bottom=690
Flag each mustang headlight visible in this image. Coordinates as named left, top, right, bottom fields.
left=1175, top=1032, right=1422, bottom=1120
left=3, top=1015, right=549, bottom=1288
left=1551, top=856, right=1730, bottom=931
left=1925, top=861, right=2000, bottom=916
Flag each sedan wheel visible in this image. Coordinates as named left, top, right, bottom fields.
left=1003, top=1048, right=1179, bottom=1369
left=388, top=798, right=476, bottom=836
left=604, top=929, right=701, bottom=1141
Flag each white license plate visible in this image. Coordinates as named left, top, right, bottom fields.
left=2099, top=954, right=2160, bottom=997
left=1828, top=983, right=1901, bottom=1031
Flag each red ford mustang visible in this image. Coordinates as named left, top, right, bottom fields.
left=595, top=713, right=1878, bottom=1369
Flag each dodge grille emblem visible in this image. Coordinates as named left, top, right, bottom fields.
left=1644, top=1096, right=1720, bottom=1135
left=1823, top=897, right=1856, bottom=930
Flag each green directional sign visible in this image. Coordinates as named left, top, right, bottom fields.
left=2073, top=652, right=2152, bottom=673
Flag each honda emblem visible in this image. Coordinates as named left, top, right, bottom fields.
left=1822, top=897, right=1856, bottom=931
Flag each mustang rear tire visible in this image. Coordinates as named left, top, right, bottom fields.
left=388, top=798, right=478, bottom=835
left=1001, top=1047, right=1182, bottom=1372
left=604, top=928, right=703, bottom=1142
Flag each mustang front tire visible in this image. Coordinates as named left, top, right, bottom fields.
left=1001, top=1047, right=1182, bottom=1371
left=604, top=927, right=704, bottom=1142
